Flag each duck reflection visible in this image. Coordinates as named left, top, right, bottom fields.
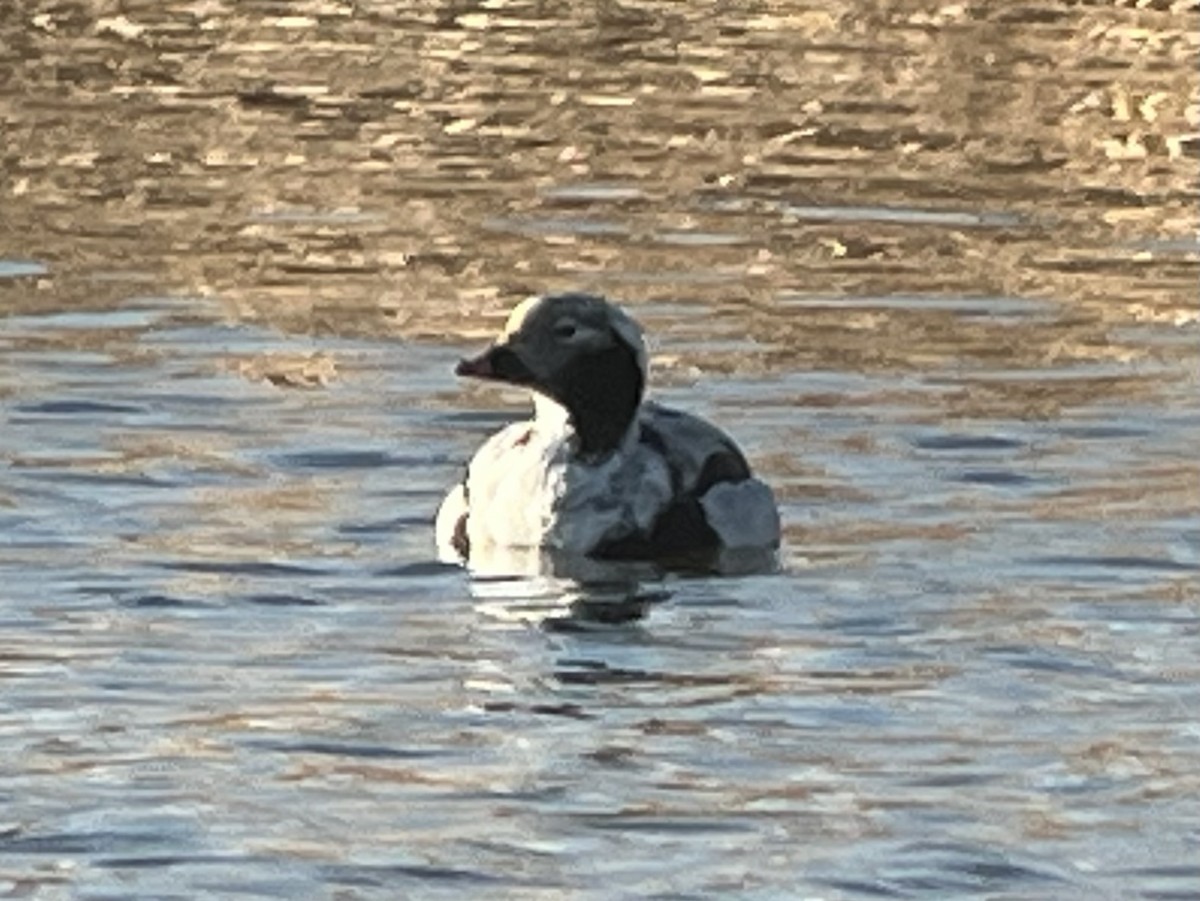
left=465, top=548, right=666, bottom=627
left=462, top=543, right=777, bottom=627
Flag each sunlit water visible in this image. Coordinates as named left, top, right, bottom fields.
left=3, top=2, right=1199, bottom=898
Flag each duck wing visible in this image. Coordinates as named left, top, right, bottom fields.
left=592, top=402, right=778, bottom=560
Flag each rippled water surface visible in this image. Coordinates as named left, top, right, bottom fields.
left=3, top=2, right=1199, bottom=898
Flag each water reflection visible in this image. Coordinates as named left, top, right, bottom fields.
left=470, top=569, right=669, bottom=630
left=2, top=1, right=1199, bottom=898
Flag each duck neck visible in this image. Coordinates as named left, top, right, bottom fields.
left=557, top=342, right=645, bottom=461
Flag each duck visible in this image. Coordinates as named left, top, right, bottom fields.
left=435, top=292, right=781, bottom=567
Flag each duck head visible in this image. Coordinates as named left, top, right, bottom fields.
left=457, top=293, right=649, bottom=458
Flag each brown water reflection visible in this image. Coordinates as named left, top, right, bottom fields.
left=2, top=2, right=1199, bottom=899
left=6, top=3, right=1197, bottom=357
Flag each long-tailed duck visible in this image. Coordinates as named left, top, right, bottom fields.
left=436, top=293, right=781, bottom=566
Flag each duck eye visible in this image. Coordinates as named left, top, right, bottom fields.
left=553, top=321, right=578, bottom=340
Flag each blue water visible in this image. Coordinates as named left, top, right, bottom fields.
left=2, top=292, right=1197, bottom=898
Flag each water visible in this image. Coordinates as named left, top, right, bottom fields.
left=3, top=3, right=1199, bottom=898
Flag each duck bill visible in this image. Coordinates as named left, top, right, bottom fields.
left=455, top=344, right=536, bottom=386
left=455, top=348, right=499, bottom=379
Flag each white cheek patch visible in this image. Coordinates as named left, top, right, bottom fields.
left=503, top=295, right=545, bottom=338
